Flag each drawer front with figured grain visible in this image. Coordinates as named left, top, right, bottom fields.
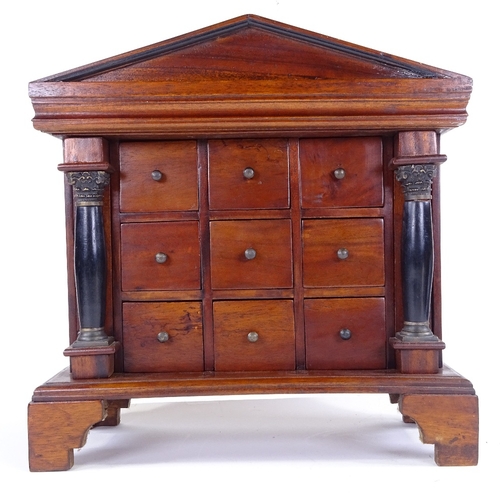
left=302, top=218, right=385, bottom=287
left=120, top=141, right=198, bottom=212
left=300, top=137, right=383, bottom=208
left=208, top=139, right=289, bottom=209
left=210, top=219, right=292, bottom=289
left=121, top=221, right=200, bottom=291
left=305, top=297, right=386, bottom=369
left=123, top=302, right=203, bottom=372
left=213, top=300, right=295, bottom=371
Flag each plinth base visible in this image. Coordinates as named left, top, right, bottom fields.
left=390, top=337, right=446, bottom=374
left=63, top=341, right=120, bottom=379
left=28, top=366, right=478, bottom=471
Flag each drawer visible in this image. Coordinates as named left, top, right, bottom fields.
left=300, top=137, right=383, bottom=208
left=305, top=298, right=386, bottom=369
left=120, top=141, right=198, bottom=212
left=210, top=219, right=292, bottom=289
left=123, top=302, right=203, bottom=372
left=121, top=221, right=200, bottom=290
left=213, top=300, right=295, bottom=371
left=302, top=218, right=384, bottom=287
left=208, top=139, right=289, bottom=209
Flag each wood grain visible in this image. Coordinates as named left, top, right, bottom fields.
left=122, top=302, right=203, bottom=372
left=120, top=141, right=198, bottom=212
left=213, top=300, right=295, bottom=371
left=305, top=298, right=386, bottom=369
left=210, top=219, right=292, bottom=289
left=399, top=394, right=479, bottom=466
left=208, top=138, right=289, bottom=209
left=28, top=401, right=106, bottom=472
left=300, top=137, right=384, bottom=208
left=121, top=221, right=201, bottom=291
left=32, top=366, right=476, bottom=402
left=27, top=14, right=475, bottom=469
left=302, top=218, right=385, bottom=287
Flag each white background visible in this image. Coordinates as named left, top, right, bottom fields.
left=1, top=0, right=497, bottom=497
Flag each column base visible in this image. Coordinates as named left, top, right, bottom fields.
left=396, top=320, right=436, bottom=339
left=390, top=337, right=445, bottom=374
left=64, top=340, right=120, bottom=379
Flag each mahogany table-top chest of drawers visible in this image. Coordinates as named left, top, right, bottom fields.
left=27, top=15, right=478, bottom=471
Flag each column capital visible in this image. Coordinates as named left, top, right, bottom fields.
left=390, top=129, right=447, bottom=201
left=395, top=164, right=437, bottom=201
left=66, top=170, right=110, bottom=206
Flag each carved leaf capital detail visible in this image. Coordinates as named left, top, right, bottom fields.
left=395, top=164, right=437, bottom=201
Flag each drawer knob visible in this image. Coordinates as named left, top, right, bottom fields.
left=247, top=331, right=259, bottom=342
left=151, top=170, right=163, bottom=181
left=334, top=168, right=346, bottom=179
left=157, top=331, right=170, bottom=342
left=337, top=248, right=349, bottom=260
left=155, top=252, right=168, bottom=264
left=339, top=328, right=352, bottom=340
left=244, top=248, right=257, bottom=260
left=243, top=167, right=255, bottom=179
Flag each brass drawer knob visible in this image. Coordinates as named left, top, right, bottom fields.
left=151, top=170, right=163, bottom=181
left=334, top=168, right=346, bottom=179
left=337, top=248, right=349, bottom=260
left=244, top=248, right=257, bottom=260
left=155, top=252, right=168, bottom=264
left=243, top=167, right=255, bottom=179
left=157, top=331, right=170, bottom=342
left=247, top=331, right=259, bottom=342
left=339, top=328, right=352, bottom=340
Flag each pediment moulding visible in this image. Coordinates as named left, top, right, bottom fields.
left=29, top=15, right=472, bottom=138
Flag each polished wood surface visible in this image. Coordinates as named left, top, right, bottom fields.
left=300, top=137, right=384, bottom=208
left=121, top=221, right=201, bottom=291
left=120, top=141, right=198, bottom=212
left=208, top=139, right=289, bottom=209
left=28, top=400, right=106, bottom=472
left=210, top=219, right=293, bottom=289
left=123, top=302, right=203, bottom=372
left=302, top=218, right=385, bottom=287
left=27, top=14, right=476, bottom=470
left=399, top=394, right=479, bottom=466
left=32, top=366, right=475, bottom=401
left=304, top=298, right=386, bottom=369
left=213, top=300, right=295, bottom=371
left=29, top=16, right=472, bottom=137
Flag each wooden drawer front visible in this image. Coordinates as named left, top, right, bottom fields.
left=300, top=137, right=383, bottom=208
left=121, top=222, right=200, bottom=290
left=208, top=139, right=289, bottom=209
left=123, top=302, right=203, bottom=372
left=213, top=300, right=295, bottom=371
left=120, top=141, right=198, bottom=212
left=305, top=298, right=386, bottom=369
left=210, top=219, right=293, bottom=289
left=302, top=218, right=384, bottom=287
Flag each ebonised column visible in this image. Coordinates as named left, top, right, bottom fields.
left=395, top=163, right=439, bottom=342
left=66, top=170, right=111, bottom=346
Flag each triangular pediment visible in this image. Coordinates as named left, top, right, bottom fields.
left=38, top=15, right=453, bottom=83
left=29, top=15, right=472, bottom=138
